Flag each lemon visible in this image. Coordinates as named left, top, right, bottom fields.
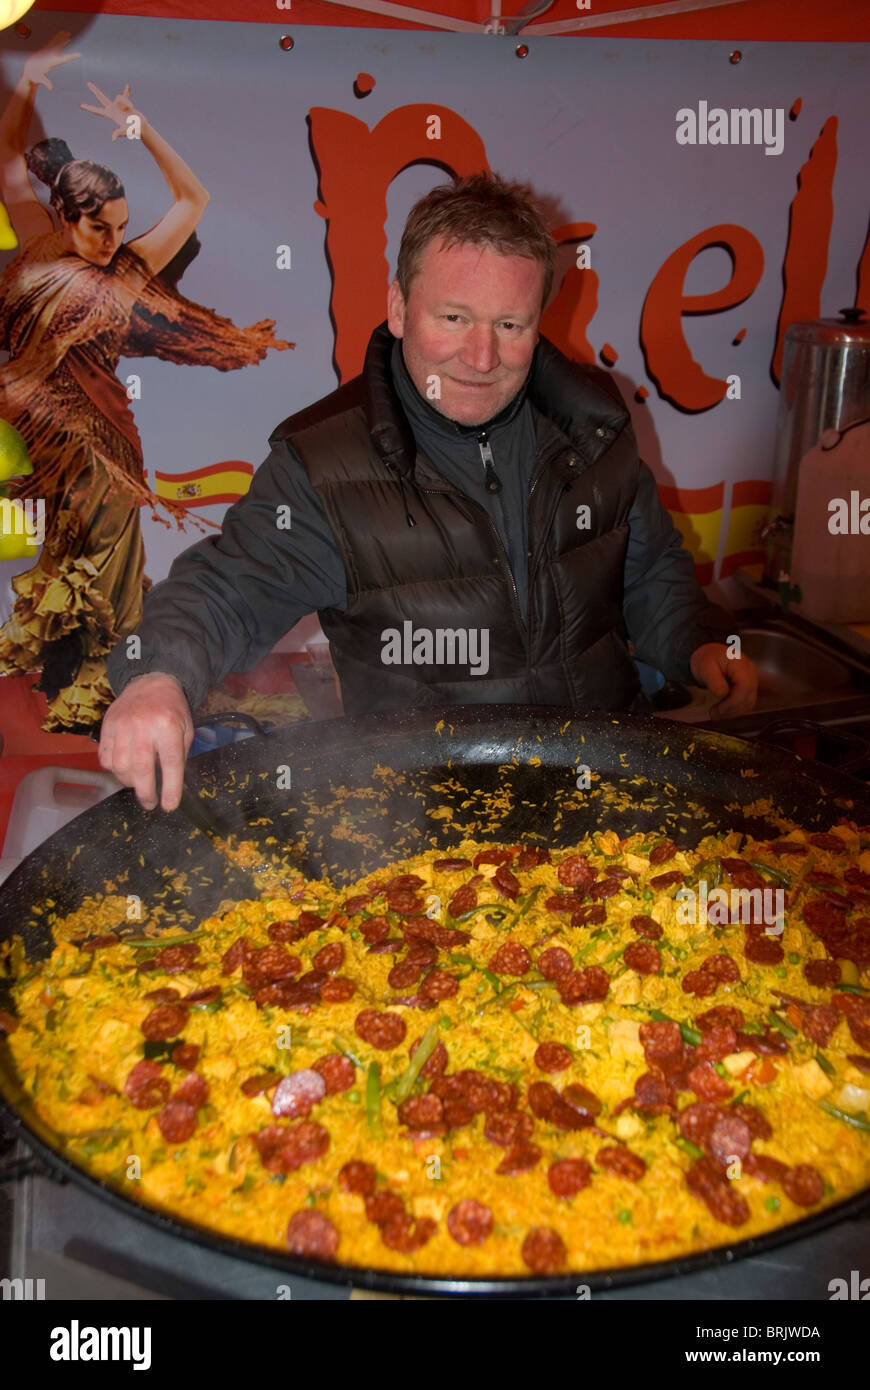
left=0, top=497, right=39, bottom=559
left=0, top=418, right=33, bottom=481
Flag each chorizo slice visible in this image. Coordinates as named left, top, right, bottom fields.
left=339, top=1160, right=377, bottom=1196
left=313, top=1053, right=356, bottom=1095
left=354, top=1008, right=407, bottom=1050
left=782, top=1163, right=825, bottom=1207
left=596, top=1146, right=646, bottom=1181
left=534, top=1041, right=572, bottom=1073
left=623, top=940, right=660, bottom=975
left=286, top=1209, right=338, bottom=1260
left=521, top=1226, right=567, bottom=1272
left=547, top=1157, right=592, bottom=1197
left=489, top=942, right=532, bottom=977
left=156, top=1099, right=197, bottom=1144
left=140, top=1003, right=188, bottom=1041
left=447, top=1199, right=493, bottom=1246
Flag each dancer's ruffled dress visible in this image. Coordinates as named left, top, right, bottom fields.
left=0, top=230, right=291, bottom=732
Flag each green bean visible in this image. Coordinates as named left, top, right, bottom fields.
left=834, top=983, right=870, bottom=996
left=814, top=1052, right=836, bottom=1078
left=767, top=1009, right=798, bottom=1039
left=686, top=857, right=722, bottom=889
left=392, top=1021, right=440, bottom=1104
left=123, top=932, right=206, bottom=947
left=674, top=1136, right=704, bottom=1160
left=648, top=1008, right=701, bottom=1047
left=333, top=1035, right=366, bottom=1068
left=818, top=1100, right=870, bottom=1133
left=366, top=1062, right=384, bottom=1139
left=517, top=886, right=542, bottom=918
left=454, top=904, right=506, bottom=924
left=748, top=860, right=790, bottom=889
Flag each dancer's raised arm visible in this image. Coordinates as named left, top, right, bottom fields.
left=80, top=81, right=210, bottom=276
left=0, top=31, right=80, bottom=247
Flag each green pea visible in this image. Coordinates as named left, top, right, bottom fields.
left=764, top=1196, right=780, bottom=1213
left=643, top=890, right=654, bottom=901
left=438, top=1017, right=452, bottom=1029
left=618, top=1209, right=632, bottom=1224
left=347, top=1091, right=360, bottom=1103
left=775, top=967, right=788, bottom=978
left=350, top=929, right=361, bottom=940
left=788, top=952, right=801, bottom=965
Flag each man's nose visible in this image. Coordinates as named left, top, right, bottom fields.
left=460, top=323, right=500, bottom=374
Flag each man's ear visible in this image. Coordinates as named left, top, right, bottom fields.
left=386, top=279, right=405, bottom=337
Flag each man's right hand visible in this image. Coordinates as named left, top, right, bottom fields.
left=98, top=672, right=194, bottom=812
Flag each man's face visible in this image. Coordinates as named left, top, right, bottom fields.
left=387, top=236, right=545, bottom=427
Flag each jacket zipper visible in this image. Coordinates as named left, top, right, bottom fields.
left=411, top=475, right=527, bottom=640
left=477, top=432, right=502, bottom=495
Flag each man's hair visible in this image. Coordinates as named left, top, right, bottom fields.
left=396, top=171, right=556, bottom=311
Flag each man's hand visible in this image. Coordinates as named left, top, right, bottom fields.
left=98, top=673, right=194, bottom=811
left=689, top=642, right=758, bottom=718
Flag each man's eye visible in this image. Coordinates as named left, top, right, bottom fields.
left=443, top=314, right=462, bottom=323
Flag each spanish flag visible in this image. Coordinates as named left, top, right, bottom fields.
left=154, top=461, right=254, bottom=508
left=658, top=481, right=724, bottom=586
left=720, top=479, right=771, bottom=578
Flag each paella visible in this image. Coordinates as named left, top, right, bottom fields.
left=2, top=823, right=870, bottom=1277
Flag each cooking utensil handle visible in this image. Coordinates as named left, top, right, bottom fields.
left=87, top=710, right=266, bottom=742
left=192, top=711, right=265, bottom=736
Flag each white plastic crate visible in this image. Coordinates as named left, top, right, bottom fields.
left=0, top=765, right=120, bottom=884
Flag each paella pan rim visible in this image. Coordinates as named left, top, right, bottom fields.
left=2, top=703, right=869, bottom=1296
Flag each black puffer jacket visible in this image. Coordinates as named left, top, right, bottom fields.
left=107, top=323, right=732, bottom=713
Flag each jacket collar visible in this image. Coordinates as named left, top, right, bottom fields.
left=363, top=320, right=629, bottom=480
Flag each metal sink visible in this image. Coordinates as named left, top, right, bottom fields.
left=740, top=625, right=862, bottom=708
left=654, top=608, right=870, bottom=723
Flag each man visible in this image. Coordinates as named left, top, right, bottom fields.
left=100, top=172, right=757, bottom=810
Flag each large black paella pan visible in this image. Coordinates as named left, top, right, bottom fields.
left=1, top=706, right=869, bottom=1297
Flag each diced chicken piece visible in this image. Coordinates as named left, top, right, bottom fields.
left=614, top=1113, right=645, bottom=1140
left=794, top=1058, right=834, bottom=1099
left=722, top=1051, right=758, bottom=1075
left=608, top=1018, right=644, bottom=1060
left=612, top=972, right=641, bottom=1006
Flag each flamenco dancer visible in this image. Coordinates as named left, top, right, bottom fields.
left=0, top=33, right=292, bottom=732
